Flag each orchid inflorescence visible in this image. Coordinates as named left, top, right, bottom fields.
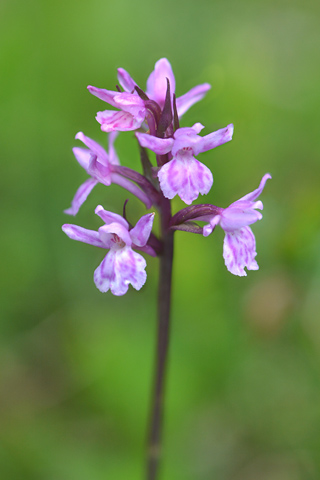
left=62, top=58, right=271, bottom=295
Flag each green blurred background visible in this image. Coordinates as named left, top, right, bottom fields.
left=1, top=0, right=320, bottom=478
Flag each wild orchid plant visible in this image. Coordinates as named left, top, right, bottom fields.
left=62, top=58, right=271, bottom=480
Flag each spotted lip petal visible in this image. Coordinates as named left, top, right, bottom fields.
left=223, top=227, right=259, bottom=276
left=94, top=247, right=147, bottom=295
left=158, top=154, right=213, bottom=205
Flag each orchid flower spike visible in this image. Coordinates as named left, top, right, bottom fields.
left=136, top=123, right=234, bottom=204
left=62, top=207, right=156, bottom=295
left=64, top=132, right=152, bottom=215
left=87, top=58, right=211, bottom=133
left=202, top=174, right=271, bottom=276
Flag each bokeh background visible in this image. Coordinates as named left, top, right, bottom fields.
left=1, top=0, right=320, bottom=478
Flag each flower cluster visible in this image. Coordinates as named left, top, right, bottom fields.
left=63, top=58, right=271, bottom=295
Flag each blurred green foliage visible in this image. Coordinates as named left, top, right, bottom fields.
left=1, top=0, right=320, bottom=478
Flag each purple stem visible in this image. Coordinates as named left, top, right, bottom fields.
left=146, top=195, right=174, bottom=480
left=112, top=165, right=161, bottom=207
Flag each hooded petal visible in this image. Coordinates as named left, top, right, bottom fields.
left=237, top=173, right=272, bottom=203
left=94, top=247, right=147, bottom=295
left=146, top=58, right=175, bottom=107
left=158, top=155, right=213, bottom=204
left=130, top=213, right=155, bottom=247
left=223, top=226, right=259, bottom=276
left=64, top=178, right=98, bottom=216
left=219, top=202, right=263, bottom=232
left=172, top=123, right=205, bottom=139
left=117, top=68, right=138, bottom=93
left=176, top=83, right=211, bottom=117
left=193, top=124, right=234, bottom=155
left=96, top=110, right=144, bottom=132
left=95, top=205, right=129, bottom=229
left=62, top=223, right=105, bottom=248
left=98, top=223, right=132, bottom=247
left=136, top=132, right=174, bottom=155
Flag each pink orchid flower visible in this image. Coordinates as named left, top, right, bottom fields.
left=136, top=123, right=234, bottom=204
left=64, top=132, right=151, bottom=215
left=202, top=174, right=271, bottom=276
left=62, top=206, right=155, bottom=295
left=88, top=58, right=211, bottom=133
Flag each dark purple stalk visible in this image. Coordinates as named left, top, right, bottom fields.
left=146, top=195, right=174, bottom=480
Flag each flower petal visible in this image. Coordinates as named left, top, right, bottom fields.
left=72, top=147, right=91, bottom=171
left=117, top=68, right=138, bottom=93
left=176, top=83, right=211, bottom=117
left=220, top=203, right=263, bottom=232
left=223, top=226, right=259, bottom=276
left=62, top=223, right=105, bottom=248
left=113, top=92, right=145, bottom=111
left=75, top=132, right=109, bottom=164
left=95, top=205, right=129, bottom=229
left=203, top=215, right=221, bottom=237
left=158, top=155, right=213, bottom=204
left=146, top=58, right=176, bottom=107
left=96, top=110, right=144, bottom=132
left=94, top=250, right=115, bottom=293
left=108, top=131, right=120, bottom=165
left=136, top=132, right=173, bottom=155
left=130, top=213, right=155, bottom=247
left=94, top=247, right=147, bottom=295
left=88, top=155, right=112, bottom=186
left=98, top=223, right=132, bottom=247
left=193, top=124, right=234, bottom=155
left=64, top=178, right=98, bottom=216
left=237, top=173, right=272, bottom=202
left=87, top=86, right=119, bottom=108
